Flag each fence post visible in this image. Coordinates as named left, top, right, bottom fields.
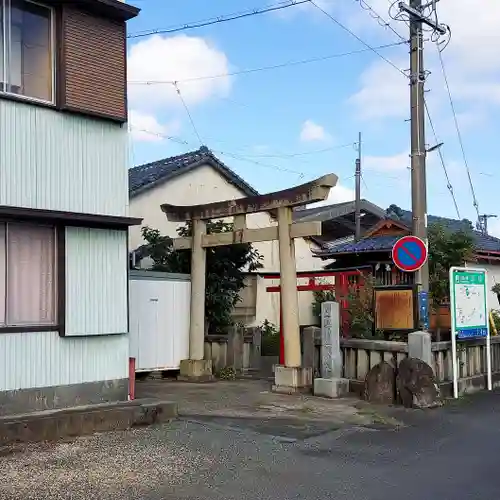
left=408, top=331, right=432, bottom=366
left=302, top=327, right=318, bottom=373
left=249, top=327, right=262, bottom=371
left=227, top=325, right=244, bottom=372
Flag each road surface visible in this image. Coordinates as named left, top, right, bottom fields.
left=1, top=389, right=499, bottom=499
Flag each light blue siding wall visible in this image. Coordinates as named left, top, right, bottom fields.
left=65, top=227, right=128, bottom=336
left=0, top=100, right=131, bottom=394
left=0, top=99, right=129, bottom=216
left=0, top=331, right=128, bottom=392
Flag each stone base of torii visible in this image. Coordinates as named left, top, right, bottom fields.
left=160, top=173, right=338, bottom=393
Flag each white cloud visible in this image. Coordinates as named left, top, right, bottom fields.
left=348, top=1, right=500, bottom=121
left=308, top=183, right=355, bottom=207
left=364, top=151, right=410, bottom=172
left=300, top=120, right=331, bottom=142
left=348, top=59, right=408, bottom=120
left=128, top=110, right=180, bottom=142
left=127, top=34, right=232, bottom=112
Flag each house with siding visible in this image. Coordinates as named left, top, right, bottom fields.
left=0, top=0, right=140, bottom=415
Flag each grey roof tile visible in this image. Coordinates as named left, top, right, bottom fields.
left=129, top=146, right=258, bottom=198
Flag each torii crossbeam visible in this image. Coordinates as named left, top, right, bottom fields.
left=161, top=173, right=338, bottom=390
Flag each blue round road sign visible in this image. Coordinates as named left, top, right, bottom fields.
left=392, top=235, right=428, bottom=272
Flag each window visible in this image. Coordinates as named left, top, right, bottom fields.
left=0, top=223, right=57, bottom=328
left=0, top=0, right=53, bottom=103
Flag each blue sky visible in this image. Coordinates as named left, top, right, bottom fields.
left=126, top=0, right=500, bottom=234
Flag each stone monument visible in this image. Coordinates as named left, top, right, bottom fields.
left=313, top=301, right=349, bottom=398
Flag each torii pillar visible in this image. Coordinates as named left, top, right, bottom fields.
left=161, top=173, right=337, bottom=391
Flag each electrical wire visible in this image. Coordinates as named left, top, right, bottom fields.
left=127, top=0, right=309, bottom=38
left=173, top=82, right=204, bottom=146
left=213, top=149, right=305, bottom=177
left=436, top=45, right=480, bottom=222
left=243, top=142, right=356, bottom=159
left=128, top=41, right=407, bottom=85
left=128, top=127, right=189, bottom=145
left=308, top=0, right=408, bottom=78
left=354, top=0, right=407, bottom=42
left=423, top=100, right=461, bottom=219
left=127, top=126, right=309, bottom=176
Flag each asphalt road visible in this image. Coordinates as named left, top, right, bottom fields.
left=2, top=391, right=500, bottom=499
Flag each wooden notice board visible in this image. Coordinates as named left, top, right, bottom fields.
left=375, top=288, right=414, bottom=330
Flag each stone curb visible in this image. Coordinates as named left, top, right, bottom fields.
left=0, top=398, right=178, bottom=445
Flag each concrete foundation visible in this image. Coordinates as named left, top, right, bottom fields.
left=314, top=377, right=349, bottom=399
left=0, top=398, right=178, bottom=446
left=272, top=365, right=312, bottom=394
left=178, top=359, right=214, bottom=382
left=0, top=378, right=128, bottom=417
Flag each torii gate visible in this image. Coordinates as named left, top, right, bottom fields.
left=161, top=173, right=337, bottom=391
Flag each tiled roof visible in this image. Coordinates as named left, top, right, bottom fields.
left=397, top=209, right=500, bottom=253
left=129, top=146, right=259, bottom=198
left=316, top=211, right=500, bottom=257
left=316, top=235, right=401, bottom=256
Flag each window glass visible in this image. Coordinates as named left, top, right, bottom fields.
left=0, top=224, right=5, bottom=325
left=0, top=2, right=4, bottom=92
left=5, top=223, right=56, bottom=326
left=1, top=0, right=53, bottom=102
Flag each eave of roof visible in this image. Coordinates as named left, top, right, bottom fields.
left=293, top=199, right=386, bottom=223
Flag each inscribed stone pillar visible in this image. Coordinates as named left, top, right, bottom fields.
left=321, top=301, right=341, bottom=379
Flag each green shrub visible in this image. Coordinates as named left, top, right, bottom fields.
left=260, top=319, right=280, bottom=356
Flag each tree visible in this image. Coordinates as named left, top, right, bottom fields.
left=428, top=223, right=475, bottom=340
left=141, top=222, right=262, bottom=333
left=386, top=203, right=405, bottom=219
left=428, top=222, right=475, bottom=306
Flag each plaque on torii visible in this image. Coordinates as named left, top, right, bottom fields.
left=161, top=173, right=337, bottom=380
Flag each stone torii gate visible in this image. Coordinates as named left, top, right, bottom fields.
left=161, top=173, right=337, bottom=392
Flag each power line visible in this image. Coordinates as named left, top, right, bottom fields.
left=128, top=127, right=189, bottom=145
left=173, top=82, right=204, bottom=146
left=213, top=150, right=306, bottom=176
left=243, top=142, right=356, bottom=159
left=308, top=0, right=408, bottom=78
left=423, top=99, right=461, bottom=219
left=127, top=0, right=309, bottom=38
left=436, top=44, right=480, bottom=222
left=354, top=0, right=407, bottom=42
left=128, top=41, right=407, bottom=85
left=127, top=125, right=308, bottom=176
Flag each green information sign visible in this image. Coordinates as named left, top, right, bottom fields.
left=450, top=268, right=488, bottom=339
left=449, top=266, right=492, bottom=399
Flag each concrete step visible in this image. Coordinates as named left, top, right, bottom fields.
left=0, top=398, right=177, bottom=446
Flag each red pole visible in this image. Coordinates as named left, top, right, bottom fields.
left=279, top=307, right=285, bottom=365
left=129, top=357, right=136, bottom=401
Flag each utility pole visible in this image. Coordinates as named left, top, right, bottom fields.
left=478, top=214, right=497, bottom=235
left=398, top=0, right=446, bottom=328
left=409, top=0, right=428, bottom=293
left=355, top=132, right=362, bottom=241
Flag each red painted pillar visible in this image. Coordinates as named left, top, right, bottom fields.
left=128, top=357, right=136, bottom=401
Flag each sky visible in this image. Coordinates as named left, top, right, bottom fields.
left=126, top=0, right=500, bottom=236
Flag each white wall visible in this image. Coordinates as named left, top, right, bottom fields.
left=0, top=99, right=128, bottom=216
left=129, top=163, right=326, bottom=327
left=471, top=262, right=500, bottom=311
left=129, top=274, right=190, bottom=371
